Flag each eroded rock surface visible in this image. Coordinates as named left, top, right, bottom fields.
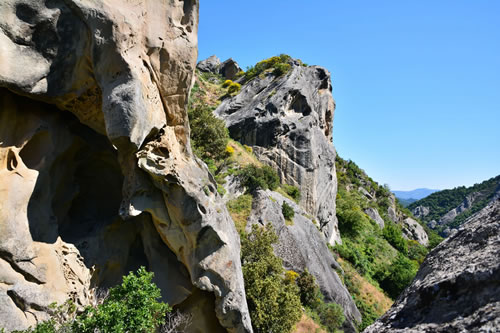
left=215, top=63, right=341, bottom=245
left=247, top=190, right=361, bottom=332
left=0, top=1, right=252, bottom=332
left=364, top=198, right=500, bottom=332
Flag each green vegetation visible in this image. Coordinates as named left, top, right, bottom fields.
left=408, top=175, right=500, bottom=235
left=382, top=222, right=408, bottom=254
left=227, top=194, right=253, bottom=233
left=377, top=254, right=418, bottom=299
left=241, top=224, right=302, bottom=333
left=188, top=104, right=229, bottom=164
left=244, top=54, right=292, bottom=81
left=238, top=164, right=280, bottom=193
left=11, top=268, right=189, bottom=333
left=282, top=201, right=295, bottom=223
left=281, top=184, right=301, bottom=202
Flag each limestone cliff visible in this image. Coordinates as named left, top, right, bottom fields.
left=215, top=60, right=340, bottom=245
left=364, top=198, right=500, bottom=332
left=0, top=1, right=251, bottom=332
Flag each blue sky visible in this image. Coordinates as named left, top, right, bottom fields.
left=198, top=1, right=500, bottom=191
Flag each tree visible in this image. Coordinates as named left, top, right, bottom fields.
left=241, top=224, right=302, bottom=333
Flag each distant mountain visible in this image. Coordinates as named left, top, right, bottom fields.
left=397, top=198, right=418, bottom=207
left=408, top=175, right=500, bottom=237
left=392, top=188, right=440, bottom=200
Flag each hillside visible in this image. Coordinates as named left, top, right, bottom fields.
left=392, top=188, right=439, bottom=200
left=409, top=175, right=500, bottom=236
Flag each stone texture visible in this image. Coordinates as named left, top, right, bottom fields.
left=412, top=205, right=430, bottom=219
left=0, top=1, right=252, bottom=332
left=197, top=55, right=221, bottom=73
left=364, top=207, right=385, bottom=229
left=364, top=198, right=500, bottom=333
left=215, top=63, right=340, bottom=245
left=401, top=218, right=429, bottom=246
left=219, top=58, right=242, bottom=80
left=247, top=190, right=361, bottom=332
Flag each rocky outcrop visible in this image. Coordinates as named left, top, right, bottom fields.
left=364, top=198, right=500, bottom=332
left=412, top=205, right=430, bottom=219
left=219, top=59, right=242, bottom=80
left=401, top=218, right=429, bottom=246
left=197, top=55, right=221, bottom=73
left=215, top=63, right=341, bottom=245
left=364, top=207, right=385, bottom=229
left=0, top=1, right=252, bottom=332
left=247, top=190, right=361, bottom=332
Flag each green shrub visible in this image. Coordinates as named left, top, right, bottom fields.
left=245, top=54, right=292, bottom=81
left=227, top=82, right=241, bottom=94
left=188, top=105, right=230, bottom=163
left=241, top=224, right=302, bottom=333
left=282, top=202, right=295, bottom=223
left=222, top=79, right=232, bottom=88
left=227, top=194, right=253, bottom=233
left=238, top=164, right=279, bottom=193
left=379, top=254, right=418, bottom=299
left=383, top=222, right=408, bottom=254
left=317, top=303, right=345, bottom=332
left=296, top=269, right=322, bottom=309
left=73, top=267, right=170, bottom=332
left=281, top=184, right=301, bottom=202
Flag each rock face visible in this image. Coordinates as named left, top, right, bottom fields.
left=247, top=190, right=361, bottom=332
left=364, top=198, right=500, bottom=332
left=0, top=1, right=252, bottom=332
left=197, top=55, right=221, bottom=73
left=364, top=207, right=385, bottom=229
left=215, top=64, right=341, bottom=245
left=218, top=58, right=242, bottom=80
left=412, top=205, right=430, bottom=219
left=401, top=218, right=429, bottom=246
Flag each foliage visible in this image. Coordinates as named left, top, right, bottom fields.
left=281, top=184, right=301, bottom=202
left=244, top=54, right=292, bottom=81
left=382, top=222, right=408, bottom=254
left=73, top=267, right=170, bottom=332
left=188, top=104, right=229, bottom=162
left=282, top=201, right=295, bottom=222
left=225, top=145, right=235, bottom=155
left=241, top=224, right=302, bottom=333
left=226, top=194, right=253, bottom=233
left=317, top=303, right=345, bottom=333
left=407, top=240, right=428, bottom=264
left=336, top=189, right=369, bottom=237
left=238, top=164, right=279, bottom=193
left=378, top=254, right=418, bottom=299
left=296, top=269, right=322, bottom=310
left=227, top=82, right=241, bottom=94
left=222, top=79, right=232, bottom=88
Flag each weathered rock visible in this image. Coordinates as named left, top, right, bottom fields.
left=0, top=1, right=252, bottom=332
left=197, top=55, right=221, bottom=73
left=412, top=205, right=430, bottom=219
left=219, top=58, right=242, bottom=80
left=438, top=192, right=480, bottom=226
left=359, top=187, right=374, bottom=200
left=215, top=63, right=340, bottom=245
left=247, top=190, right=361, bottom=332
left=401, top=218, right=429, bottom=246
left=364, top=198, right=500, bottom=332
left=364, top=207, right=385, bottom=229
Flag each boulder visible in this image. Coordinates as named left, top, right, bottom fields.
left=412, top=205, right=430, bottom=219
left=359, top=187, right=374, bottom=200
left=247, top=190, right=361, bottom=332
left=197, top=55, right=221, bottom=73
left=219, top=58, right=242, bottom=80
left=364, top=207, right=385, bottom=229
left=364, top=198, right=500, bottom=332
left=215, top=63, right=341, bottom=245
left=402, top=218, right=429, bottom=246
left=0, top=1, right=252, bottom=332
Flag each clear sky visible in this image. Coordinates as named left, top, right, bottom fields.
left=198, top=1, right=500, bottom=191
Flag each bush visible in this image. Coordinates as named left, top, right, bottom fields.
left=238, top=164, right=279, bottom=193
left=222, top=79, right=232, bottom=88
left=188, top=105, right=230, bottom=162
left=383, top=222, right=408, bottom=254
left=281, top=184, right=301, bottom=202
left=379, top=254, right=418, bottom=299
left=74, top=267, right=170, bottom=332
left=317, top=303, right=345, bottom=332
left=296, top=269, right=322, bottom=309
left=282, top=202, right=295, bottom=222
left=245, top=54, right=292, bottom=81
left=241, top=224, right=302, bottom=333
left=227, top=82, right=241, bottom=94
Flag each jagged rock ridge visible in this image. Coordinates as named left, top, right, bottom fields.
left=364, top=198, right=500, bottom=332
left=0, top=1, right=252, bottom=332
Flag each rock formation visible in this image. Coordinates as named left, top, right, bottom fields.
left=196, top=56, right=242, bottom=80
left=246, top=189, right=362, bottom=332
left=364, top=198, right=500, bottom=332
left=215, top=63, right=341, bottom=245
left=0, top=1, right=252, bottom=332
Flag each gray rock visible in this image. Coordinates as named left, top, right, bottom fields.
left=219, top=58, right=242, bottom=80
left=197, top=55, right=221, bottom=73
left=364, top=198, right=500, bottom=332
left=402, top=217, right=429, bottom=246
left=247, top=190, right=361, bottom=332
left=439, top=192, right=480, bottom=226
left=387, top=206, right=399, bottom=223
left=359, top=187, right=374, bottom=200
left=215, top=63, right=341, bottom=245
left=412, top=205, right=430, bottom=219
left=0, top=1, right=252, bottom=331
left=364, top=207, right=385, bottom=229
